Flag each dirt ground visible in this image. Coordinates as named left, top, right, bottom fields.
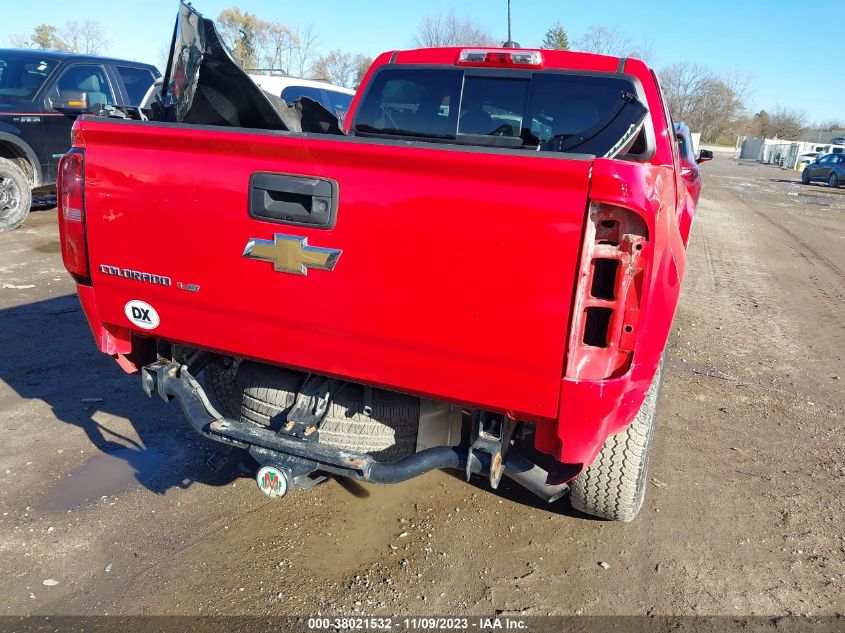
left=0, top=156, right=843, bottom=618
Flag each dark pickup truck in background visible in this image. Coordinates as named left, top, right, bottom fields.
left=0, top=49, right=159, bottom=230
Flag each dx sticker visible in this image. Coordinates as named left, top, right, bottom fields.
left=124, top=300, right=160, bottom=330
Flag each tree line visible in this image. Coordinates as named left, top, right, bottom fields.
left=409, top=14, right=819, bottom=145
left=541, top=22, right=815, bottom=144
left=7, top=10, right=830, bottom=142
left=9, top=20, right=110, bottom=55
left=214, top=7, right=372, bottom=88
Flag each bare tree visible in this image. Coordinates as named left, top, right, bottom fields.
left=696, top=75, right=749, bottom=143
left=8, top=33, right=35, bottom=49
left=574, top=25, right=653, bottom=62
left=62, top=20, right=110, bottom=55
left=660, top=62, right=717, bottom=121
left=214, top=9, right=321, bottom=76
left=8, top=21, right=109, bottom=54
left=354, top=55, right=373, bottom=88
left=265, top=22, right=297, bottom=71
left=764, top=107, right=809, bottom=140
left=412, top=11, right=497, bottom=47
left=281, top=24, right=320, bottom=77
left=216, top=7, right=269, bottom=69
left=817, top=119, right=844, bottom=132
left=310, top=50, right=371, bottom=88
left=310, top=50, right=355, bottom=87
left=659, top=61, right=751, bottom=144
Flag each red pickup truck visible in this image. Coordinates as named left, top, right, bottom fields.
left=58, top=2, right=694, bottom=521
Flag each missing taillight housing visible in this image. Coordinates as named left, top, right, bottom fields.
left=566, top=203, right=649, bottom=380
left=583, top=307, right=612, bottom=348
left=57, top=149, right=89, bottom=281
left=590, top=259, right=618, bottom=300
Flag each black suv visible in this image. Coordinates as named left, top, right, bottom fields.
left=0, top=49, right=159, bottom=230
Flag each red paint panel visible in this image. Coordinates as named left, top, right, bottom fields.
left=77, top=283, right=132, bottom=356
left=79, top=119, right=592, bottom=419
left=545, top=159, right=685, bottom=465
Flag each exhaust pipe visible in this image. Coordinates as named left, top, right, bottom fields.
left=367, top=448, right=568, bottom=504
left=366, top=446, right=470, bottom=484
left=503, top=453, right=569, bottom=503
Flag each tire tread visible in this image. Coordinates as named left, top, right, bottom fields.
left=569, top=358, right=665, bottom=521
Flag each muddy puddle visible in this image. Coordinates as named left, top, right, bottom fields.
left=42, top=446, right=168, bottom=512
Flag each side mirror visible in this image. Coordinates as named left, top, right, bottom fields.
left=696, top=149, right=713, bottom=164
left=49, top=90, right=89, bottom=113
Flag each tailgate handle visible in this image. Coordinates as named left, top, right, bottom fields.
left=249, top=173, right=337, bottom=229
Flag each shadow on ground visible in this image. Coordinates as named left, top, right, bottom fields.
left=1, top=294, right=590, bottom=514
left=0, top=294, right=243, bottom=502
left=31, top=194, right=58, bottom=211
left=441, top=468, right=597, bottom=520
left=769, top=177, right=845, bottom=194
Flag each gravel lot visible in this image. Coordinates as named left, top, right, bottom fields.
left=0, top=156, right=843, bottom=618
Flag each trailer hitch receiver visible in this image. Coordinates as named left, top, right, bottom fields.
left=256, top=465, right=290, bottom=498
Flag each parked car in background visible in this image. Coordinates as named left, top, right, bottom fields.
left=248, top=74, right=355, bottom=122
left=795, top=151, right=820, bottom=171
left=829, top=136, right=845, bottom=145
left=0, top=49, right=159, bottom=230
left=801, top=153, right=844, bottom=188
left=674, top=122, right=712, bottom=208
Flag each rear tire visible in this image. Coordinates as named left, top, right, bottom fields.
left=830, top=173, right=840, bottom=188
left=801, top=169, right=810, bottom=185
left=0, top=158, right=32, bottom=231
left=569, top=356, right=665, bottom=521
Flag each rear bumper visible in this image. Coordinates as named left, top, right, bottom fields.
left=141, top=360, right=569, bottom=501
left=142, top=359, right=466, bottom=482
left=77, top=283, right=132, bottom=356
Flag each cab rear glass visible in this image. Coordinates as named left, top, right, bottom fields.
left=353, top=67, right=648, bottom=157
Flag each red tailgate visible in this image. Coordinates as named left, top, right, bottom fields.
left=80, top=119, right=591, bottom=419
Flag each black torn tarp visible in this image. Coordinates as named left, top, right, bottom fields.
left=262, top=94, right=343, bottom=135
left=152, top=1, right=343, bottom=135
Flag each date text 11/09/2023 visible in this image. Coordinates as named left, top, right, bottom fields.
left=307, top=617, right=528, bottom=630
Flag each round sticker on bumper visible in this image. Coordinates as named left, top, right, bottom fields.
left=124, top=300, right=160, bottom=330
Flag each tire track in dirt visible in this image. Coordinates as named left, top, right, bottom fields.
left=706, top=174, right=845, bottom=351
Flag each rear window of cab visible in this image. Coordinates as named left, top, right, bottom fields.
left=353, top=67, right=649, bottom=157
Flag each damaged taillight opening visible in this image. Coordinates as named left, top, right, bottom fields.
left=566, top=203, right=649, bottom=380
left=57, top=149, right=89, bottom=281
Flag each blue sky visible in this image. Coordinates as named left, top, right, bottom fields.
left=2, top=0, right=841, bottom=123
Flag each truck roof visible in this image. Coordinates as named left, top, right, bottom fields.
left=385, top=46, right=629, bottom=74
left=0, top=48, right=158, bottom=72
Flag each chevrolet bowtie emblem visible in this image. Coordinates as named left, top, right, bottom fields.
left=242, top=234, right=342, bottom=276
